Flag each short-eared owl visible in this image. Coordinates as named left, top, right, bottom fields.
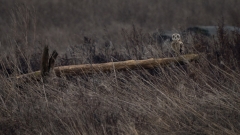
left=171, top=33, right=184, bottom=55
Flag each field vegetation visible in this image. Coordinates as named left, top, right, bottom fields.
left=0, top=0, right=240, bottom=134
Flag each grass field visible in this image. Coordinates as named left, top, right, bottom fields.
left=0, top=1, right=240, bottom=134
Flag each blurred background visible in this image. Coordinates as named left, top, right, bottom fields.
left=0, top=0, right=239, bottom=52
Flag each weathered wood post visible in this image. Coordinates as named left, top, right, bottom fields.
left=16, top=45, right=199, bottom=83
left=40, top=46, right=58, bottom=79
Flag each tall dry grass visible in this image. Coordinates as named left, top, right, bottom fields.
left=0, top=1, right=240, bottom=135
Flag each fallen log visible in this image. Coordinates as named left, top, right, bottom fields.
left=15, top=54, right=199, bottom=81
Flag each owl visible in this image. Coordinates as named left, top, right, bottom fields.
left=171, top=33, right=184, bottom=55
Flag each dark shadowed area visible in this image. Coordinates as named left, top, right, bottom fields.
left=0, top=0, right=239, bottom=53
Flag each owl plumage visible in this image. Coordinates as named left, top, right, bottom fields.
left=171, top=33, right=184, bottom=55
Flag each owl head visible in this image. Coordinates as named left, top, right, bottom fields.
left=172, top=33, right=181, bottom=41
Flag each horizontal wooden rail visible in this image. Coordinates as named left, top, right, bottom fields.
left=15, top=54, right=199, bottom=81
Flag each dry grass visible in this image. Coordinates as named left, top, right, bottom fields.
left=0, top=1, right=240, bottom=135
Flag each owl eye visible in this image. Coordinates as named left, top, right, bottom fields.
left=176, top=34, right=180, bottom=39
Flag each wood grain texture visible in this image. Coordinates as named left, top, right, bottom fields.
left=16, top=54, right=199, bottom=81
